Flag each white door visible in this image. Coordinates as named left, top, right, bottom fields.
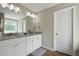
left=54, top=8, right=73, bottom=55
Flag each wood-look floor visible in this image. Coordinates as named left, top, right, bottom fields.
left=43, top=50, right=68, bottom=56
left=42, top=48, right=69, bottom=56
left=29, top=47, right=69, bottom=56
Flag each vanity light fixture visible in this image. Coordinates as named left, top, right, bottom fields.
left=30, top=13, right=33, bottom=17
left=9, top=4, right=15, bottom=10
left=26, top=12, right=37, bottom=18
left=26, top=12, right=31, bottom=16
left=29, top=13, right=32, bottom=17
left=26, top=8, right=37, bottom=18
left=0, top=3, right=9, bottom=8
left=31, top=14, right=36, bottom=18
left=33, top=15, right=36, bottom=18
left=14, top=7, right=20, bottom=12
left=0, top=3, right=21, bottom=13
left=0, top=3, right=36, bottom=17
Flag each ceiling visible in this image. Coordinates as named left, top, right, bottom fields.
left=20, top=3, right=60, bottom=13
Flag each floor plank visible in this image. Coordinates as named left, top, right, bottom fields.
left=42, top=48, right=69, bottom=56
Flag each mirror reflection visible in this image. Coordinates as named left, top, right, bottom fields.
left=0, top=3, right=40, bottom=36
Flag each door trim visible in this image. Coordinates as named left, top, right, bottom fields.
left=53, top=6, right=77, bottom=56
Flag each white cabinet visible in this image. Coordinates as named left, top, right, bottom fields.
left=26, top=36, right=33, bottom=55
left=0, top=41, right=26, bottom=56
left=0, top=45, right=13, bottom=56
left=33, top=35, right=42, bottom=51
left=0, top=38, right=26, bottom=56
left=37, top=35, right=42, bottom=48
left=26, top=34, right=42, bottom=55
left=13, top=41, right=26, bottom=56
left=0, top=34, right=42, bottom=56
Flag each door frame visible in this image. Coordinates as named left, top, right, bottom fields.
left=53, top=6, right=77, bottom=56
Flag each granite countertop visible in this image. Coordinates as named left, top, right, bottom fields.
left=0, top=32, right=42, bottom=46
left=0, top=32, right=42, bottom=41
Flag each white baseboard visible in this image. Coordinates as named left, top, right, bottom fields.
left=42, top=45, right=55, bottom=51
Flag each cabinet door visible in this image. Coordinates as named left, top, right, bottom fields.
left=13, top=41, right=26, bottom=56
left=26, top=37, right=33, bottom=55
left=37, top=35, right=42, bottom=48
left=33, top=36, right=38, bottom=51
left=0, top=45, right=13, bottom=56
left=33, top=35, right=42, bottom=51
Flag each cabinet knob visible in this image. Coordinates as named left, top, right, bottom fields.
left=14, top=44, right=18, bottom=47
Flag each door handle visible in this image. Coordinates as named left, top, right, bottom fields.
left=56, top=33, right=58, bottom=35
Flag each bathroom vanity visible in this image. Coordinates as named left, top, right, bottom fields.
left=0, top=4, right=42, bottom=56
left=0, top=33, right=42, bottom=56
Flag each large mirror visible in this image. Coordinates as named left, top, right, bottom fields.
left=0, top=3, right=40, bottom=35
left=0, top=3, right=27, bottom=34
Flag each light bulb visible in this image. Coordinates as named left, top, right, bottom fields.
left=9, top=4, right=15, bottom=10
left=15, top=7, right=20, bottom=12
left=1, top=3, right=8, bottom=8
left=33, top=15, right=36, bottom=18
left=30, top=13, right=34, bottom=17
left=26, top=12, right=31, bottom=16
